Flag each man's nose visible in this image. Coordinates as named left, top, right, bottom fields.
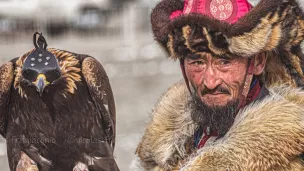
left=202, top=66, right=222, bottom=90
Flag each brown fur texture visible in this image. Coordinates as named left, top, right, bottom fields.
left=134, top=81, right=196, bottom=171
left=151, top=0, right=304, bottom=87
left=133, top=82, right=304, bottom=171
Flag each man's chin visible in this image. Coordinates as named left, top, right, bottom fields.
left=190, top=95, right=240, bottom=137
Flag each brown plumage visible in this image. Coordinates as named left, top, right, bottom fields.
left=0, top=34, right=119, bottom=171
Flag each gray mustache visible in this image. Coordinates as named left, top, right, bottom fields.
left=201, top=86, right=230, bottom=96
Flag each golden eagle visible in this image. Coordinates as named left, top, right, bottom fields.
left=0, top=33, right=119, bottom=171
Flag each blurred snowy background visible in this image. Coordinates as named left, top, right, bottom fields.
left=0, top=0, right=263, bottom=170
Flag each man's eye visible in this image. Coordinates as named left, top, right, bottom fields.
left=218, top=59, right=230, bottom=65
left=191, top=61, right=203, bottom=65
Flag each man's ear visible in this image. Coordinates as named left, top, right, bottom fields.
left=253, top=53, right=267, bottom=75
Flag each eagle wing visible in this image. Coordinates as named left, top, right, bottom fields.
left=0, top=62, right=14, bottom=138
left=82, top=57, right=116, bottom=150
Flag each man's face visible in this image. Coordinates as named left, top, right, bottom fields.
left=185, top=53, right=249, bottom=107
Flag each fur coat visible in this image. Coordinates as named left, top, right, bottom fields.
left=132, top=81, right=304, bottom=171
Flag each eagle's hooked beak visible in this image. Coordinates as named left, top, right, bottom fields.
left=33, top=74, right=50, bottom=96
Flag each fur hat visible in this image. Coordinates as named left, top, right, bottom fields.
left=151, top=0, right=304, bottom=87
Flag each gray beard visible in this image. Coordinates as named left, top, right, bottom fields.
left=188, top=94, right=239, bottom=138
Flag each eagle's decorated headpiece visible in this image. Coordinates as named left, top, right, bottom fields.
left=151, top=0, right=304, bottom=87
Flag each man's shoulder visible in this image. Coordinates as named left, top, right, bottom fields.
left=148, top=80, right=193, bottom=129
left=134, top=81, right=195, bottom=170
left=145, top=80, right=189, bottom=120
left=157, top=80, right=189, bottom=104
left=256, top=85, right=304, bottom=106
left=237, top=85, right=304, bottom=124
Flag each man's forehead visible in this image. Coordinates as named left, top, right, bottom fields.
left=186, top=52, right=232, bottom=60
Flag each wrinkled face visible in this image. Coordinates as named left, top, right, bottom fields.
left=185, top=53, right=249, bottom=107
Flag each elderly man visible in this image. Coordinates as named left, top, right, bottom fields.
left=133, top=0, right=304, bottom=170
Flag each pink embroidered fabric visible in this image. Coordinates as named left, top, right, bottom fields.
left=170, top=10, right=183, bottom=20
left=169, top=0, right=252, bottom=23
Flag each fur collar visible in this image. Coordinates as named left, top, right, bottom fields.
left=133, top=81, right=304, bottom=170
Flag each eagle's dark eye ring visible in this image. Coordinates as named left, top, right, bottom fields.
left=22, top=69, right=38, bottom=82
left=44, top=69, right=61, bottom=83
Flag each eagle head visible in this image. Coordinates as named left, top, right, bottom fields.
left=21, top=48, right=61, bottom=96
left=14, top=33, right=81, bottom=98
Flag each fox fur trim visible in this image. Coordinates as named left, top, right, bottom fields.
left=151, top=0, right=304, bottom=58
left=133, top=82, right=304, bottom=171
